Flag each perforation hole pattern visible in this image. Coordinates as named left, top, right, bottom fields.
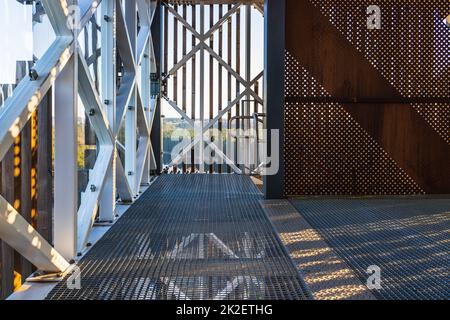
left=284, top=102, right=425, bottom=196
left=308, top=0, right=450, bottom=98
left=283, top=1, right=450, bottom=196
left=284, top=52, right=428, bottom=196
left=412, top=104, right=450, bottom=145
left=285, top=51, right=331, bottom=98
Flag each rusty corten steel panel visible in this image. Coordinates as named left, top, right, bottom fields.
left=284, top=0, right=450, bottom=196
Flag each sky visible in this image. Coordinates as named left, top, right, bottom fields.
left=0, top=0, right=33, bottom=84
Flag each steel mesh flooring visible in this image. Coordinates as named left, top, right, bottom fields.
left=290, top=198, right=450, bottom=300
left=262, top=200, right=376, bottom=300
left=47, top=175, right=311, bottom=300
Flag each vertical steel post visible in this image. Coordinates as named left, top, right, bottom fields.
left=199, top=4, right=205, bottom=173
left=54, top=53, right=78, bottom=260
left=218, top=5, right=223, bottom=174
left=244, top=4, right=251, bottom=174
left=100, top=0, right=117, bottom=222
left=191, top=5, right=197, bottom=173
left=235, top=7, right=241, bottom=169
left=151, top=2, right=162, bottom=173
left=125, top=0, right=137, bottom=193
left=227, top=4, right=232, bottom=173
left=182, top=5, right=187, bottom=173
left=209, top=4, right=214, bottom=173
left=173, top=4, right=178, bottom=173
left=263, top=0, right=285, bottom=199
left=141, top=40, right=151, bottom=185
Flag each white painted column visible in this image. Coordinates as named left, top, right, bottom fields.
left=141, top=40, right=151, bottom=185
left=244, top=5, right=252, bottom=174
left=54, top=53, right=78, bottom=260
left=99, top=0, right=117, bottom=222
left=125, top=0, right=138, bottom=194
left=198, top=4, right=205, bottom=173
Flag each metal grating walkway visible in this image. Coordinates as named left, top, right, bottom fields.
left=47, top=175, right=311, bottom=300
left=290, top=198, right=450, bottom=300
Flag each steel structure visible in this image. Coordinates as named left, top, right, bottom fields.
left=0, top=0, right=159, bottom=280
left=161, top=2, right=264, bottom=174
left=0, top=0, right=448, bottom=302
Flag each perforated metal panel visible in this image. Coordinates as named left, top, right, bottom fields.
left=285, top=51, right=330, bottom=98
left=308, top=0, right=450, bottom=98
left=284, top=102, right=424, bottom=196
left=284, top=0, right=450, bottom=196
left=413, top=104, right=450, bottom=144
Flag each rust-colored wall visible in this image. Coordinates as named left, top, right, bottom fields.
left=284, top=0, right=450, bottom=195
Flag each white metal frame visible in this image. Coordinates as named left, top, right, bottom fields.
left=0, top=0, right=159, bottom=271
left=162, top=3, right=264, bottom=173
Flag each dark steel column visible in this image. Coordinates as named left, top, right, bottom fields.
left=263, top=0, right=285, bottom=199
left=151, top=2, right=162, bottom=173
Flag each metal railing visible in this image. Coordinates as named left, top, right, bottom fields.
left=227, top=108, right=266, bottom=175
left=0, top=0, right=160, bottom=298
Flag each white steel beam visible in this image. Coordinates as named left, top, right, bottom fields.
left=0, top=196, right=70, bottom=273
left=163, top=96, right=195, bottom=127
left=203, top=44, right=246, bottom=89
left=137, top=0, right=151, bottom=26
left=100, top=0, right=117, bottom=222
left=135, top=87, right=150, bottom=190
left=166, top=42, right=203, bottom=79
left=125, top=0, right=138, bottom=193
left=168, top=72, right=263, bottom=167
left=203, top=4, right=241, bottom=40
left=0, top=38, right=73, bottom=162
left=116, top=0, right=136, bottom=69
left=115, top=74, right=136, bottom=134
left=140, top=40, right=152, bottom=185
left=76, top=51, right=115, bottom=250
left=244, top=5, right=251, bottom=174
left=0, top=0, right=169, bottom=286
left=78, top=0, right=102, bottom=30
left=166, top=5, right=202, bottom=40
left=40, top=0, right=72, bottom=36
left=116, top=155, right=134, bottom=202
left=199, top=4, right=205, bottom=173
left=0, top=0, right=156, bottom=274
left=126, top=91, right=138, bottom=194
left=137, top=26, right=151, bottom=67
left=54, top=53, right=78, bottom=260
